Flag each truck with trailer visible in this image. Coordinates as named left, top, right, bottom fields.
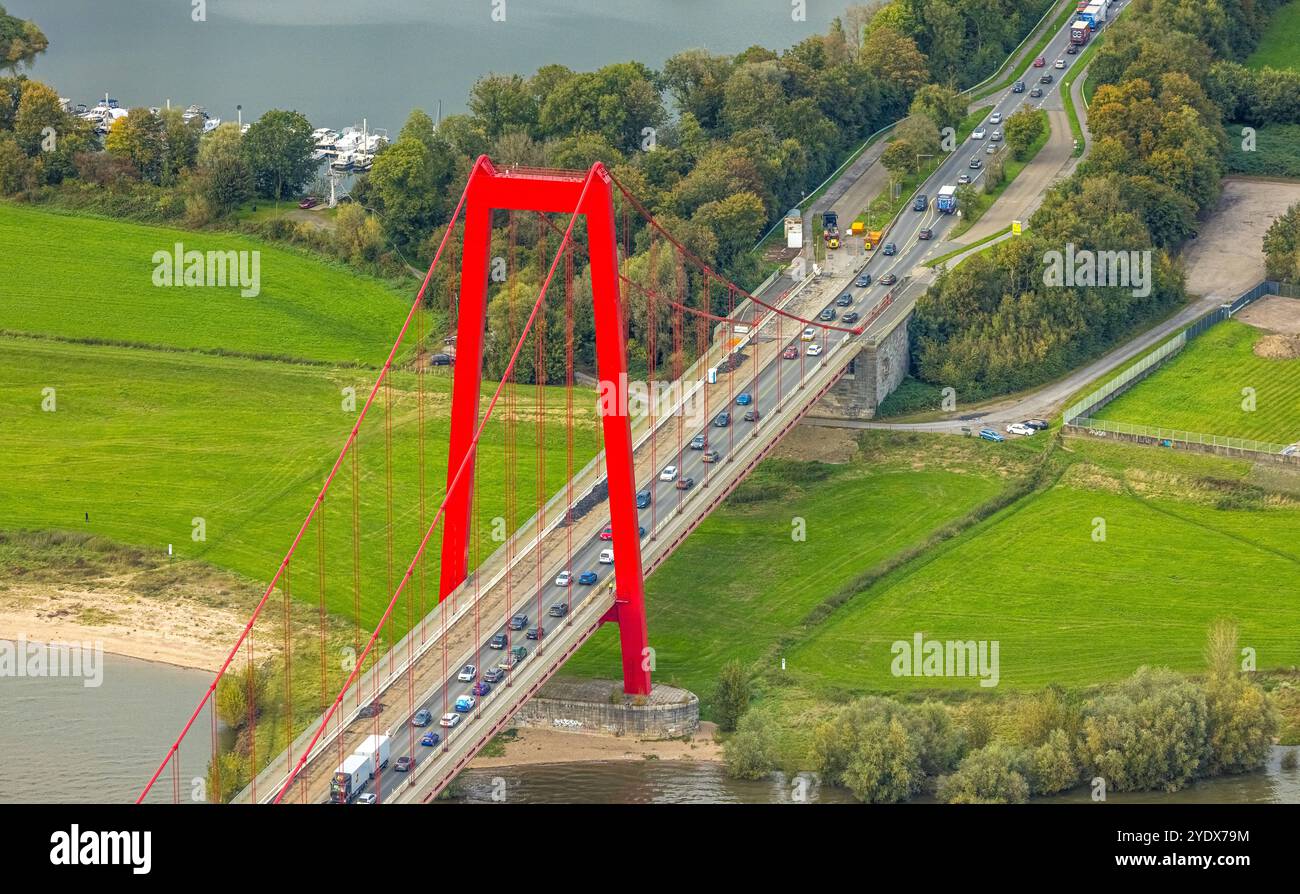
left=936, top=185, right=958, bottom=214
left=330, top=754, right=370, bottom=803
left=1076, top=1, right=1105, bottom=29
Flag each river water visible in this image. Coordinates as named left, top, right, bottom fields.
left=7, top=0, right=834, bottom=134
left=0, top=644, right=215, bottom=803
left=449, top=751, right=1300, bottom=804
left=1, top=643, right=1295, bottom=803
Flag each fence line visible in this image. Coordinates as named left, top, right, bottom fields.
left=1063, top=280, right=1282, bottom=425
left=1069, top=417, right=1298, bottom=459
left=1062, top=280, right=1299, bottom=462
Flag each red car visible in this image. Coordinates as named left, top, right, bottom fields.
left=298, top=196, right=319, bottom=209
left=1032, top=56, right=1046, bottom=68
left=599, top=525, right=613, bottom=541
left=782, top=346, right=799, bottom=360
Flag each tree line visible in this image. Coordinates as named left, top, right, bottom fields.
left=0, top=0, right=1056, bottom=383
left=725, top=621, right=1280, bottom=803
left=909, top=0, right=1295, bottom=401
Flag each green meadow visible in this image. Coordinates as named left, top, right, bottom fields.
left=0, top=203, right=414, bottom=365
left=1099, top=321, right=1300, bottom=445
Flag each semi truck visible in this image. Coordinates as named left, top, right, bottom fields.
left=330, top=734, right=390, bottom=803
left=330, top=754, right=370, bottom=803
left=936, top=185, right=958, bottom=214
left=1070, top=21, right=1091, bottom=44
left=1077, top=1, right=1106, bottom=29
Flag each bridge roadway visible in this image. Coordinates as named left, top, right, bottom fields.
left=244, top=7, right=1113, bottom=805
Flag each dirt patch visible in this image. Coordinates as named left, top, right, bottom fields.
left=1184, top=179, right=1300, bottom=299
left=1238, top=296, right=1300, bottom=337
left=468, top=722, right=722, bottom=770
left=1254, top=333, right=1300, bottom=359
left=776, top=423, right=859, bottom=463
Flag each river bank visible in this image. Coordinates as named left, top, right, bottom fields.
left=468, top=722, right=724, bottom=771
left=0, top=530, right=263, bottom=673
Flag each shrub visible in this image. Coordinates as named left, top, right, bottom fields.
left=724, top=711, right=776, bottom=780
left=1077, top=666, right=1210, bottom=792
left=1028, top=728, right=1080, bottom=795
left=1202, top=619, right=1278, bottom=775
left=937, top=742, right=1031, bottom=804
left=713, top=659, right=751, bottom=732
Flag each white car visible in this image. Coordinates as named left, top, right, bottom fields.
left=554, top=570, right=572, bottom=587
left=1054, top=58, right=1065, bottom=69
left=801, top=326, right=816, bottom=341
left=659, top=465, right=678, bottom=481
left=972, top=128, right=986, bottom=139
left=439, top=712, right=461, bottom=728
left=355, top=793, right=377, bottom=804
left=989, top=112, right=1002, bottom=125
left=806, top=343, right=823, bottom=357
left=1006, top=423, right=1035, bottom=436
left=1282, top=443, right=1299, bottom=457
left=456, top=664, right=476, bottom=682
left=599, top=548, right=614, bottom=564
left=990, top=130, right=1002, bottom=142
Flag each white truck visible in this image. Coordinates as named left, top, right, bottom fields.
left=330, top=754, right=370, bottom=804
left=354, top=734, right=390, bottom=777
left=936, top=185, right=959, bottom=214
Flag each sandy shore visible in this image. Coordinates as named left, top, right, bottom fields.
left=0, top=582, right=240, bottom=673
left=469, top=722, right=724, bottom=769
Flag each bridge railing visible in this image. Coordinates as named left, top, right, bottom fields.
left=236, top=268, right=835, bottom=801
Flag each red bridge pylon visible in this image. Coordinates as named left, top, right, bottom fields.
left=440, top=156, right=651, bottom=695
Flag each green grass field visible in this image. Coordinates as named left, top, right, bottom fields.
left=565, top=436, right=1034, bottom=712
left=0, top=335, right=600, bottom=639
left=786, top=442, right=1300, bottom=693
left=1097, top=320, right=1300, bottom=444
left=0, top=203, right=416, bottom=366
left=1249, top=0, right=1300, bottom=69
left=567, top=431, right=1300, bottom=720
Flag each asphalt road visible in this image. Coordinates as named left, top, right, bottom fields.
left=340, top=8, right=1126, bottom=804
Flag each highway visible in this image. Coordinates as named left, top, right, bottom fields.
left=255, top=6, right=1125, bottom=805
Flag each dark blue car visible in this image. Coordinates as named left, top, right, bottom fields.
left=636, top=489, right=651, bottom=508
left=420, top=731, right=441, bottom=747
left=578, top=571, right=598, bottom=585
left=472, top=680, right=493, bottom=696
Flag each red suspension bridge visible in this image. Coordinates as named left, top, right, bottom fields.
left=138, top=156, right=895, bottom=805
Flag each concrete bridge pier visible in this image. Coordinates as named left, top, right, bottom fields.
left=813, top=310, right=912, bottom=420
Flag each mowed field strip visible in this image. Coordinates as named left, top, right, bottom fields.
left=0, top=336, right=600, bottom=625
left=784, top=440, right=1300, bottom=692
left=1100, top=319, right=1300, bottom=444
